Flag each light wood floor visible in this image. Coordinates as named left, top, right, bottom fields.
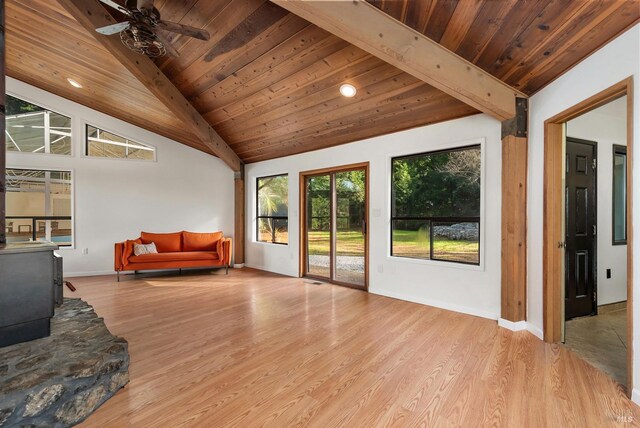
left=69, top=268, right=639, bottom=427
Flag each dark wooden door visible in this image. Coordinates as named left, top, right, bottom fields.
left=565, top=138, right=597, bottom=320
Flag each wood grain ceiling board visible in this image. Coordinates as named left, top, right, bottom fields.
left=6, top=0, right=638, bottom=164
left=6, top=0, right=207, bottom=153
left=151, top=0, right=476, bottom=163
left=368, top=0, right=640, bottom=94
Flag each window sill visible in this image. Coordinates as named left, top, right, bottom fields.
left=7, top=151, right=73, bottom=158
left=81, top=154, right=157, bottom=163
left=253, top=241, right=289, bottom=247
left=386, top=255, right=484, bottom=272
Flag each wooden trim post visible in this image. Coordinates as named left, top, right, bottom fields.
left=501, top=98, right=528, bottom=323
left=234, top=164, right=245, bottom=265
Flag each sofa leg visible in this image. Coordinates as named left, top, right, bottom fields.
left=117, top=271, right=120, bottom=283
left=179, top=268, right=182, bottom=275
left=226, top=264, right=229, bottom=275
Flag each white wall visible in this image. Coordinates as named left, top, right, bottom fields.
left=567, top=97, right=627, bottom=305
left=245, top=114, right=502, bottom=320
left=527, top=24, right=639, bottom=393
left=5, top=77, right=235, bottom=276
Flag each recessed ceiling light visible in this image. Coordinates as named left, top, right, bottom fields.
left=339, top=83, right=357, bottom=98
left=67, top=78, right=82, bottom=89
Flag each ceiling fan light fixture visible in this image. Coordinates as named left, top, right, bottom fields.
left=120, top=25, right=165, bottom=58
left=67, top=78, right=83, bottom=89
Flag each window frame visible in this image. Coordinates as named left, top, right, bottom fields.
left=390, top=144, right=482, bottom=266
left=256, top=173, right=289, bottom=245
left=84, top=123, right=157, bottom=162
left=5, top=166, right=75, bottom=249
left=612, top=144, right=627, bottom=245
left=5, top=92, right=74, bottom=157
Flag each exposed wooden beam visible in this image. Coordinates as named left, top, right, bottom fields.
left=501, top=134, right=528, bottom=323
left=57, top=0, right=242, bottom=171
left=272, top=0, right=525, bottom=121
left=501, top=98, right=528, bottom=325
left=234, top=166, right=245, bottom=265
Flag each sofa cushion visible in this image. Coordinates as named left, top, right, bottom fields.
left=141, top=232, right=182, bottom=253
left=129, top=251, right=220, bottom=263
left=183, top=231, right=223, bottom=252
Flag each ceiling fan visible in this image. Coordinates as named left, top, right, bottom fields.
left=95, top=0, right=211, bottom=58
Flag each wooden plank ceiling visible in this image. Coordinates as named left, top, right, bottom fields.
left=6, top=0, right=639, bottom=164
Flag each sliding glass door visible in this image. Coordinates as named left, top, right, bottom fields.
left=303, top=165, right=368, bottom=289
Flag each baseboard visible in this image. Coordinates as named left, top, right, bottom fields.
left=64, top=270, right=118, bottom=278
left=371, top=288, right=498, bottom=321
left=242, top=263, right=297, bottom=278
left=598, top=301, right=627, bottom=314
left=233, top=263, right=245, bottom=269
left=498, top=318, right=527, bottom=332
left=526, top=323, right=544, bottom=340
left=632, top=388, right=640, bottom=406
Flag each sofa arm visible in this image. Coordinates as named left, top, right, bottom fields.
left=114, top=242, right=125, bottom=272
left=117, top=238, right=141, bottom=271
left=222, top=238, right=232, bottom=266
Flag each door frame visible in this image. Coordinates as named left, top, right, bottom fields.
left=564, top=137, right=598, bottom=319
left=299, top=162, right=370, bottom=290
left=543, top=77, right=633, bottom=392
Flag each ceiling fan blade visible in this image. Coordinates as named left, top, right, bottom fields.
left=98, top=0, right=132, bottom=17
left=137, top=0, right=154, bottom=13
left=96, top=21, right=131, bottom=35
left=154, top=31, right=180, bottom=57
left=156, top=20, right=210, bottom=41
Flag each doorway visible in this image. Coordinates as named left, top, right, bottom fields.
left=543, top=78, right=633, bottom=392
left=300, top=163, right=369, bottom=290
left=565, top=138, right=597, bottom=320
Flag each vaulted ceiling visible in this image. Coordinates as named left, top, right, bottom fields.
left=6, top=0, right=639, bottom=164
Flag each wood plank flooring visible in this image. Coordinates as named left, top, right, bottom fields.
left=68, top=268, right=639, bottom=427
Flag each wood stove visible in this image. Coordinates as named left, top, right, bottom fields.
left=0, top=241, right=60, bottom=347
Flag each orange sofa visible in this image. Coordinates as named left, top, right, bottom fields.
left=115, top=231, right=232, bottom=281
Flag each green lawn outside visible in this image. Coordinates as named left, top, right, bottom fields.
left=307, top=229, right=478, bottom=263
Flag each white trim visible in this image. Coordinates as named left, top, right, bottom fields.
left=385, top=254, right=484, bottom=271
left=243, top=262, right=295, bottom=277
left=632, top=389, right=640, bottom=406
left=372, top=287, right=498, bottom=320
left=254, top=240, right=289, bottom=247
left=233, top=263, right=245, bottom=269
left=526, top=323, right=544, bottom=340
left=65, top=270, right=118, bottom=277
left=498, top=318, right=527, bottom=331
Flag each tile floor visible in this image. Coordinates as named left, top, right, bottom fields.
left=564, top=308, right=627, bottom=386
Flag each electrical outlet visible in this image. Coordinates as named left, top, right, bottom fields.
left=606, top=268, right=611, bottom=279
left=82, top=248, right=89, bottom=255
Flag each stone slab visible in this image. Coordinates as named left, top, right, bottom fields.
left=0, top=298, right=129, bottom=427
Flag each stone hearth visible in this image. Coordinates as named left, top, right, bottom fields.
left=0, top=298, right=129, bottom=427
